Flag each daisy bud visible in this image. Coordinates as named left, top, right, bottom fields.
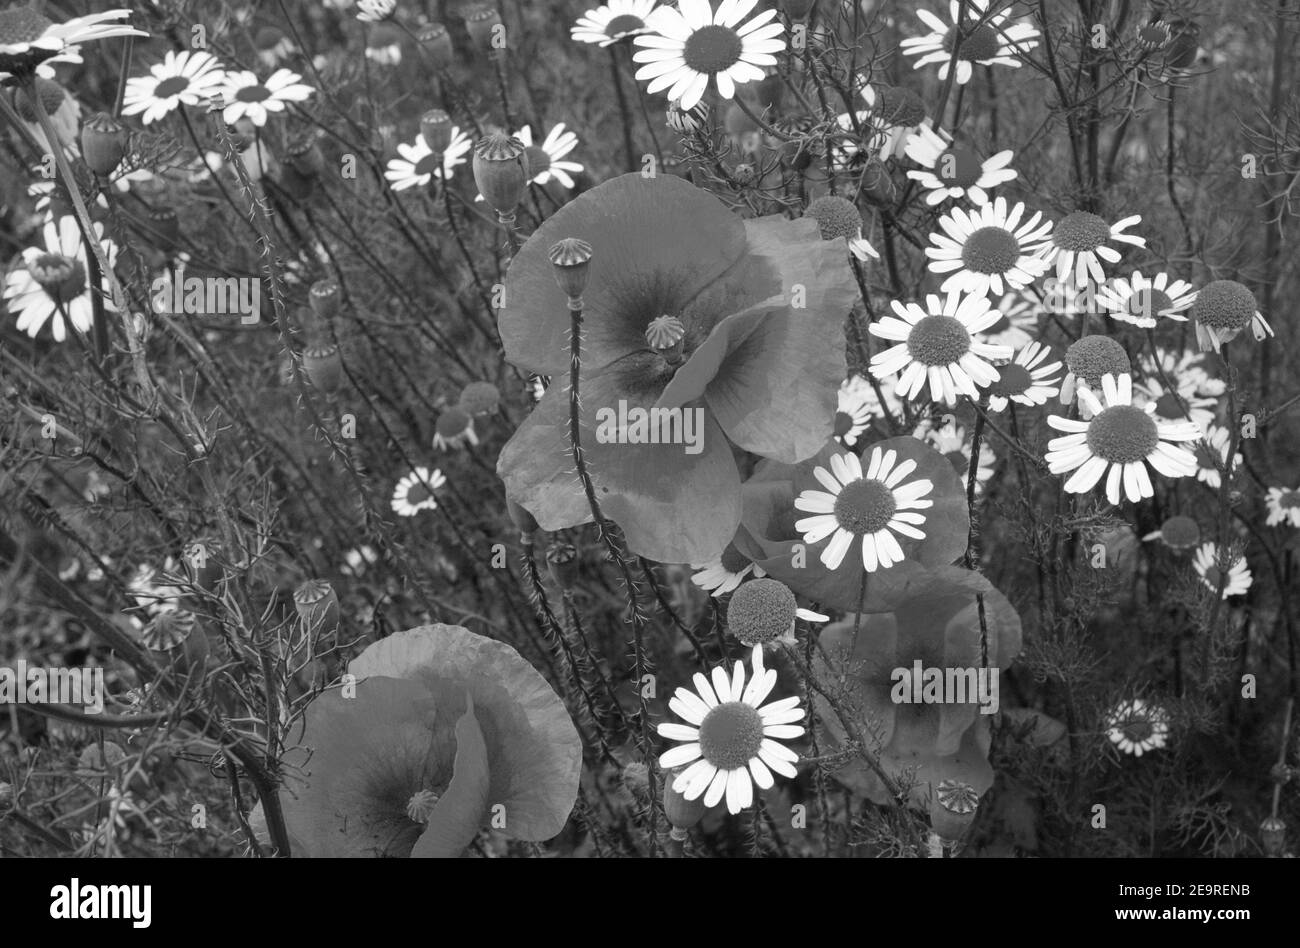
left=548, top=237, right=593, bottom=300
left=507, top=498, right=539, bottom=542
left=463, top=3, right=502, bottom=48
left=458, top=380, right=500, bottom=415
left=80, top=112, right=130, bottom=177
left=302, top=343, right=344, bottom=393
left=309, top=279, right=342, bottom=320
left=1259, top=816, right=1286, bottom=857
left=294, top=578, right=340, bottom=635
left=418, top=23, right=455, bottom=70
left=473, top=131, right=528, bottom=217
left=663, top=768, right=708, bottom=835
left=545, top=541, right=579, bottom=590
left=727, top=578, right=797, bottom=647
left=732, top=162, right=756, bottom=186
left=420, top=108, right=454, bottom=155
left=859, top=156, right=897, bottom=206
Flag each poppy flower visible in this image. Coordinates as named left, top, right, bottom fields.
left=496, top=173, right=858, bottom=564
left=261, top=624, right=581, bottom=857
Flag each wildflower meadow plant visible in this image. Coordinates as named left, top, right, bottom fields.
left=0, top=0, right=1296, bottom=875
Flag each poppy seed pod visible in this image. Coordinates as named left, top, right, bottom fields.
left=473, top=132, right=528, bottom=217
left=1259, top=816, right=1286, bottom=856
left=80, top=111, right=129, bottom=176
left=548, top=237, right=593, bottom=300
left=302, top=343, right=344, bottom=393
left=463, top=4, right=502, bottom=48
left=418, top=23, right=454, bottom=70
left=308, top=279, right=341, bottom=320
left=507, top=497, right=539, bottom=540
left=420, top=108, right=454, bottom=155
left=294, top=578, right=340, bottom=635
left=545, top=541, right=578, bottom=590
left=663, top=769, right=707, bottom=835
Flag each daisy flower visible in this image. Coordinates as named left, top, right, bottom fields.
left=432, top=407, right=478, bottom=450
left=571, top=0, right=665, bottom=46
left=1190, top=279, right=1273, bottom=353
left=691, top=543, right=767, bottom=597
left=1265, top=486, right=1300, bottom=528
left=726, top=578, right=826, bottom=648
left=900, top=0, right=1040, bottom=86
left=1193, top=542, right=1252, bottom=599
left=1191, top=424, right=1240, bottom=490
left=217, top=69, right=314, bottom=127
left=122, top=50, right=227, bottom=125
left=869, top=290, right=1013, bottom=406
left=925, top=197, right=1053, bottom=297
left=984, top=341, right=1062, bottom=412
left=1141, top=349, right=1224, bottom=398
left=1095, top=269, right=1195, bottom=328
left=980, top=291, right=1038, bottom=348
left=632, top=0, right=786, bottom=111
left=1059, top=334, right=1130, bottom=409
left=903, top=123, right=1017, bottom=206
left=834, top=375, right=875, bottom=446
left=0, top=6, right=146, bottom=81
left=1037, top=211, right=1145, bottom=287
left=793, top=446, right=934, bottom=572
left=4, top=215, right=117, bottom=342
left=355, top=0, right=397, bottom=22
left=803, top=195, right=878, bottom=262
left=127, top=560, right=185, bottom=616
left=516, top=124, right=584, bottom=190
left=658, top=645, right=805, bottom=815
left=1134, top=376, right=1217, bottom=432
left=1141, top=514, right=1200, bottom=551
left=855, top=83, right=928, bottom=161
left=1105, top=699, right=1170, bottom=757
left=384, top=126, right=473, bottom=190
left=1046, top=373, right=1200, bottom=505
left=914, top=417, right=996, bottom=493
left=390, top=467, right=446, bottom=517
left=364, top=23, right=403, bottom=64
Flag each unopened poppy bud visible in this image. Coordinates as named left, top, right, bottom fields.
left=309, top=279, right=341, bottom=320
left=418, top=23, right=454, bottom=70
left=81, top=111, right=129, bottom=176
left=663, top=768, right=707, bottom=833
left=463, top=3, right=502, bottom=48
left=420, top=108, right=454, bottom=154
left=302, top=344, right=344, bottom=392
left=1260, top=816, right=1286, bottom=856
left=507, top=497, right=538, bottom=540
left=546, top=541, right=578, bottom=590
left=473, top=131, right=527, bottom=217
left=622, top=762, right=651, bottom=803
left=294, top=578, right=339, bottom=634
left=548, top=237, right=593, bottom=300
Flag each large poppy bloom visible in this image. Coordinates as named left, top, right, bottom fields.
left=497, top=173, right=858, bottom=563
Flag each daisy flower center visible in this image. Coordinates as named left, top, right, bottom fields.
left=29, top=253, right=86, bottom=304
left=1086, top=405, right=1159, bottom=464
left=1127, top=288, right=1173, bottom=321
left=1137, top=23, right=1170, bottom=47
left=1119, top=718, right=1154, bottom=743
left=153, top=76, right=193, bottom=99
left=1279, top=491, right=1300, bottom=510
left=1066, top=335, right=1129, bottom=386
left=235, top=84, right=272, bottom=103
left=413, top=152, right=442, bottom=176
left=698, top=701, right=764, bottom=770
left=804, top=196, right=862, bottom=241
left=833, top=477, right=897, bottom=535
left=1052, top=211, right=1110, bottom=251
left=682, top=24, right=744, bottom=74
left=1202, top=564, right=1225, bottom=588
left=1193, top=440, right=1220, bottom=469
left=0, top=8, right=53, bottom=44
left=436, top=408, right=471, bottom=438
left=875, top=86, right=927, bottom=126
left=728, top=578, right=796, bottom=644
left=1152, top=392, right=1182, bottom=419
left=1159, top=515, right=1199, bottom=547
left=833, top=410, right=856, bottom=437
left=523, top=144, right=551, bottom=174
left=907, top=314, right=971, bottom=365
left=605, top=13, right=646, bottom=36
left=937, top=145, right=983, bottom=188
left=960, top=226, right=1020, bottom=274
left=1192, top=280, right=1256, bottom=330
left=990, top=362, right=1032, bottom=396
left=719, top=543, right=754, bottom=573
left=942, top=23, right=1000, bottom=61
left=404, top=482, right=434, bottom=506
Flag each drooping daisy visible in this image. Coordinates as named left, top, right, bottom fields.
left=1265, top=486, right=1300, bottom=528
left=984, top=341, right=1062, bottom=412
left=355, top=0, right=397, bottom=22
left=900, top=0, right=1040, bottom=86
left=1105, top=699, right=1170, bottom=757
left=384, top=127, right=473, bottom=190
left=725, top=578, right=826, bottom=648
left=364, top=22, right=403, bottom=64
left=1192, top=542, right=1252, bottom=599
left=981, top=291, right=1038, bottom=348
left=691, top=543, right=767, bottom=596
left=903, top=124, right=1017, bottom=206
left=217, top=69, right=314, bottom=127
left=253, top=26, right=295, bottom=68
left=793, top=446, right=934, bottom=572
left=1046, top=373, right=1200, bottom=505
left=1059, top=334, right=1130, bottom=408
left=803, top=195, right=878, bottom=262
left=571, top=0, right=665, bottom=46
left=122, top=50, right=227, bottom=125
left=1037, top=211, right=1145, bottom=287
left=925, top=197, right=1053, bottom=297
left=658, top=645, right=805, bottom=815
left=1191, top=424, right=1240, bottom=490
left=1095, top=269, right=1195, bottom=328
left=432, top=407, right=478, bottom=450
left=1141, top=514, right=1200, bottom=551
left=1134, top=376, right=1217, bottom=432
left=1190, top=279, right=1273, bottom=353
left=856, top=83, right=928, bottom=162
left=632, top=0, right=786, bottom=111
left=913, top=417, right=996, bottom=494
left=0, top=6, right=146, bottom=82
left=869, top=290, right=1013, bottom=406
left=4, top=215, right=118, bottom=342
left=390, top=467, right=446, bottom=517
left=516, top=124, right=583, bottom=190
left=834, top=375, right=875, bottom=446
